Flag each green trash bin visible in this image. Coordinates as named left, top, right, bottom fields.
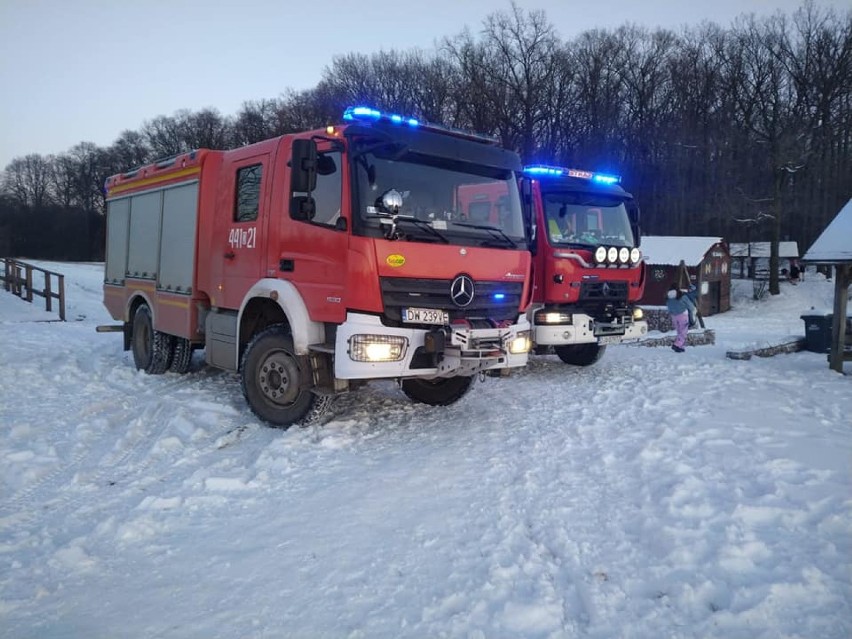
left=800, top=312, right=833, bottom=353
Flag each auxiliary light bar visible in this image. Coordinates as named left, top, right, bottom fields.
left=523, top=165, right=622, bottom=185
left=342, top=105, right=499, bottom=144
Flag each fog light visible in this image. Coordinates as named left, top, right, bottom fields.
left=630, top=248, right=641, bottom=264
left=508, top=331, right=531, bottom=354
left=534, top=311, right=572, bottom=325
left=633, top=307, right=644, bottom=321
left=349, top=334, right=408, bottom=362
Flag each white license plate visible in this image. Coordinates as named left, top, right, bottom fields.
left=403, top=307, right=449, bottom=325
left=598, top=335, right=623, bottom=345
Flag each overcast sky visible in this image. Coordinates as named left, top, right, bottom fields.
left=0, top=0, right=846, bottom=170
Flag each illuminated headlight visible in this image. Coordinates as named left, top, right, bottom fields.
left=630, top=248, right=641, bottom=264
left=534, top=311, right=572, bottom=325
left=595, top=246, right=607, bottom=263
left=508, top=331, right=532, bottom=354
left=619, top=247, right=629, bottom=263
left=349, top=334, right=408, bottom=362
left=632, top=307, right=644, bottom=321
left=608, top=247, right=618, bottom=263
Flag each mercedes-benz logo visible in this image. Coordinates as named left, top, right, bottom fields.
left=450, top=274, right=475, bottom=308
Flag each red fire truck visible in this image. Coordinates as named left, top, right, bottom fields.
left=521, top=165, right=647, bottom=364
left=99, top=106, right=533, bottom=427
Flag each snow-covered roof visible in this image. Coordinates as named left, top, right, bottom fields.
left=803, top=198, right=852, bottom=263
left=729, top=241, right=799, bottom=259
left=640, top=236, right=725, bottom=266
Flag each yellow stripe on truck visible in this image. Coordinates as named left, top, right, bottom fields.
left=108, top=166, right=200, bottom=196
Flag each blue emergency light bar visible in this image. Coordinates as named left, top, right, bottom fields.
left=343, top=106, right=420, bottom=128
left=342, top=105, right=499, bottom=144
left=523, top=165, right=622, bottom=185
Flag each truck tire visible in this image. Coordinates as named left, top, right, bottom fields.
left=131, top=304, right=174, bottom=375
left=400, top=375, right=474, bottom=406
left=240, top=325, right=327, bottom=428
left=169, top=337, right=193, bottom=374
left=553, top=343, right=606, bottom=366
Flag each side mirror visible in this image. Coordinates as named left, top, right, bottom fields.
left=290, top=195, right=316, bottom=221
left=290, top=139, right=317, bottom=193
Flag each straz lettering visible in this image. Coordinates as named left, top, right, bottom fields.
left=228, top=227, right=257, bottom=249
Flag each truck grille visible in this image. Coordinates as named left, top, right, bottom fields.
left=380, top=277, right=522, bottom=323
left=579, top=281, right=628, bottom=303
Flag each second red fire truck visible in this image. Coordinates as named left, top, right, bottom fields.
left=457, top=166, right=647, bottom=364
left=522, top=165, right=647, bottom=364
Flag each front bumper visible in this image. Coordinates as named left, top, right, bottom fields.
left=531, top=308, right=648, bottom=346
left=334, top=312, right=531, bottom=380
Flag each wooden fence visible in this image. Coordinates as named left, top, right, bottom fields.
left=1, top=258, right=66, bottom=321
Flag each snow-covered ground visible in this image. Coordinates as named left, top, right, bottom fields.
left=1, top=262, right=850, bottom=639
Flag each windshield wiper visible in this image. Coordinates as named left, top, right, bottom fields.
left=368, top=213, right=449, bottom=243
left=452, top=221, right=518, bottom=249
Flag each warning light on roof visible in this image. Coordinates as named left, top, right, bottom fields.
left=343, top=106, right=419, bottom=128
left=523, top=165, right=621, bottom=185
left=341, top=105, right=502, bottom=144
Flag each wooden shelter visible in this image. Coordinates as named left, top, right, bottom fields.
left=639, top=236, right=731, bottom=316
left=802, top=199, right=852, bottom=373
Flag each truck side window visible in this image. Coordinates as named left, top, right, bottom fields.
left=304, top=151, right=342, bottom=227
left=235, top=164, right=263, bottom=222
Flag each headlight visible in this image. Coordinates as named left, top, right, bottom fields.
left=508, top=331, right=531, bottom=354
left=534, top=311, right=572, bottom=325
left=632, top=307, right=644, bottom=321
left=349, top=334, right=408, bottom=362
left=630, top=248, right=641, bottom=264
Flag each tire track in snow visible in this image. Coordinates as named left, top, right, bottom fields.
left=0, top=366, right=248, bottom=534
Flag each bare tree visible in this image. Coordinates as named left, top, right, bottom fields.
left=2, top=154, right=53, bottom=208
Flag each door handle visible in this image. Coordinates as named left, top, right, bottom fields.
left=224, top=251, right=235, bottom=260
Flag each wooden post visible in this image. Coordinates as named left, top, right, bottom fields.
left=25, top=264, right=33, bottom=302
left=828, top=263, right=850, bottom=374
left=45, top=273, right=52, bottom=312
left=58, top=274, right=66, bottom=321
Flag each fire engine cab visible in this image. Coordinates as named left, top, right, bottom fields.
left=522, top=165, right=647, bottom=365
left=100, top=107, right=532, bottom=427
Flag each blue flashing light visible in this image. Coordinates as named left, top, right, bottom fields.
left=523, top=164, right=622, bottom=185
left=523, top=165, right=565, bottom=177
left=343, top=105, right=420, bottom=128
left=492, top=293, right=506, bottom=301
left=343, top=106, right=381, bottom=121
left=592, top=173, right=621, bottom=185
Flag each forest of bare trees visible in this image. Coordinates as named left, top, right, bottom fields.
left=2, top=2, right=850, bottom=277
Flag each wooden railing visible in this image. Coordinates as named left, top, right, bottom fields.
left=1, top=258, right=66, bottom=321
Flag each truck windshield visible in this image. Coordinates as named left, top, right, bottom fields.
left=352, top=150, right=525, bottom=248
left=543, top=192, right=635, bottom=249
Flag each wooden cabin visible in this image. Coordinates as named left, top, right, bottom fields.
left=639, top=236, right=731, bottom=316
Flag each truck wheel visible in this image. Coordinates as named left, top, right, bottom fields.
left=131, top=304, right=174, bottom=374
left=400, top=376, right=474, bottom=406
left=553, top=343, right=607, bottom=366
left=169, top=337, right=193, bottom=374
left=240, top=325, right=326, bottom=428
